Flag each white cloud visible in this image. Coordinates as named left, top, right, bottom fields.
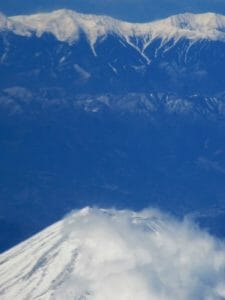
left=0, top=207, right=225, bottom=300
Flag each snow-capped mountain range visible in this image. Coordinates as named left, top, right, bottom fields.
left=2, top=10, right=225, bottom=50
left=1, top=10, right=225, bottom=94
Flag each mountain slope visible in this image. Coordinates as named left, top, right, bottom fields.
left=0, top=208, right=225, bottom=300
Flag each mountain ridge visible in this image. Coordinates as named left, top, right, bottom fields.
left=1, top=9, right=225, bottom=94
left=1, top=10, right=225, bottom=52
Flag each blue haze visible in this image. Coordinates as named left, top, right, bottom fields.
left=0, top=0, right=225, bottom=21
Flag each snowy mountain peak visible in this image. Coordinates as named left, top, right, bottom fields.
left=0, top=10, right=225, bottom=47
left=0, top=208, right=225, bottom=300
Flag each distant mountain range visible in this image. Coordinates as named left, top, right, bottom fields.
left=1, top=10, right=225, bottom=94
left=2, top=10, right=225, bottom=44
left=1, top=10, right=225, bottom=252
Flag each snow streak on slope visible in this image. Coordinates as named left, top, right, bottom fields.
left=0, top=10, right=225, bottom=49
left=0, top=208, right=225, bottom=300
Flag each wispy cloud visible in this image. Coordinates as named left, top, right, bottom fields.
left=60, top=208, right=225, bottom=299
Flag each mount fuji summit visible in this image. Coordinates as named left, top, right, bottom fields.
left=1, top=208, right=225, bottom=300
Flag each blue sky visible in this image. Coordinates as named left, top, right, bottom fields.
left=1, top=0, right=225, bottom=21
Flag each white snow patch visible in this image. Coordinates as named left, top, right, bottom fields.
left=73, top=64, right=91, bottom=80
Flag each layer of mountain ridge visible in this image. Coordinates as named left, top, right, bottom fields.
left=1, top=10, right=225, bottom=253
left=1, top=10, right=225, bottom=55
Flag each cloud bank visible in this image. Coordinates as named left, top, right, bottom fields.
left=0, top=208, right=225, bottom=299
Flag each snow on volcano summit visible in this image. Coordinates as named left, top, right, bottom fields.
left=0, top=207, right=225, bottom=300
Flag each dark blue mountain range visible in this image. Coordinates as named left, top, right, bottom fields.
left=1, top=11, right=225, bottom=252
